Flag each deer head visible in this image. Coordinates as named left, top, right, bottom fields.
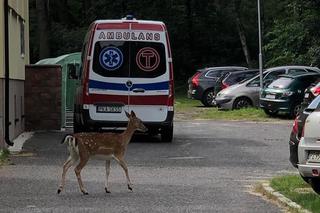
left=125, top=111, right=148, bottom=132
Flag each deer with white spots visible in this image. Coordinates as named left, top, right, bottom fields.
left=57, top=111, right=147, bottom=195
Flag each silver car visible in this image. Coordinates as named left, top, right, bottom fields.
left=215, top=66, right=320, bottom=110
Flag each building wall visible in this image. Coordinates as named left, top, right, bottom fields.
left=0, top=0, right=29, bottom=147
left=25, top=65, right=62, bottom=131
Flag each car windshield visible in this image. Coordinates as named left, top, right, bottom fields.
left=267, top=77, right=293, bottom=89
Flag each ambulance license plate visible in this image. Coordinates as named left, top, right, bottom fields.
left=96, top=105, right=122, bottom=113
left=308, top=151, right=320, bottom=163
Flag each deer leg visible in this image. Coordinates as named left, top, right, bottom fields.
left=114, top=157, right=133, bottom=191
left=74, top=157, right=89, bottom=195
left=105, top=160, right=111, bottom=193
left=57, top=156, right=77, bottom=194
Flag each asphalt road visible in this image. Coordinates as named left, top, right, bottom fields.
left=0, top=120, right=295, bottom=213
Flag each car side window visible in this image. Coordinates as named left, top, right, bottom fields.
left=205, top=70, right=220, bottom=78
left=288, top=69, right=307, bottom=75
left=264, top=70, right=285, bottom=81
left=247, top=77, right=260, bottom=87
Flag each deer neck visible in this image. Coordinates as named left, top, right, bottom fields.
left=122, top=122, right=136, bottom=144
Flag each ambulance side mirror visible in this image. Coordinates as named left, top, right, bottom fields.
left=68, top=64, right=78, bottom=79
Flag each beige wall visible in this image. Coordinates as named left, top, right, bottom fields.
left=0, top=0, right=29, bottom=80
left=0, top=0, right=29, bottom=146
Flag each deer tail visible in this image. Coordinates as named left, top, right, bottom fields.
left=61, top=134, right=74, bottom=144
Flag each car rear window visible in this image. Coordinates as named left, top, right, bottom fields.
left=268, top=77, right=293, bottom=89
left=92, top=41, right=166, bottom=78
left=307, top=95, right=320, bottom=110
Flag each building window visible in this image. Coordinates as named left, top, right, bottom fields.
left=20, top=20, right=25, bottom=58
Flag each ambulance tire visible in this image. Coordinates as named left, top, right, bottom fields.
left=73, top=114, right=86, bottom=133
left=160, top=125, right=173, bottom=142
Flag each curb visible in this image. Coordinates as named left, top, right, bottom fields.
left=261, top=182, right=311, bottom=213
left=8, top=132, right=34, bottom=153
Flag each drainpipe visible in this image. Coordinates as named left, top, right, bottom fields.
left=4, top=0, right=14, bottom=146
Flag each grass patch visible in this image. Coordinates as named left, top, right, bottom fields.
left=174, top=85, right=282, bottom=121
left=270, top=175, right=320, bottom=212
left=0, top=148, right=10, bottom=166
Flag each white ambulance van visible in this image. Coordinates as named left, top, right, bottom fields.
left=74, top=15, right=174, bottom=142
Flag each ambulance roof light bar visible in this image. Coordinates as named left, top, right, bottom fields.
left=123, top=14, right=136, bottom=20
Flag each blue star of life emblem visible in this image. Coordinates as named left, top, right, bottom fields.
left=99, top=47, right=123, bottom=71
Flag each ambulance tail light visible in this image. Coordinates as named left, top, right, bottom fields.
left=168, top=80, right=174, bottom=106
left=82, top=82, right=91, bottom=105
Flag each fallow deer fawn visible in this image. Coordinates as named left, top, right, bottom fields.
left=57, top=111, right=147, bottom=195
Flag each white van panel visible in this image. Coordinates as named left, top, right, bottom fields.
left=129, top=105, right=168, bottom=122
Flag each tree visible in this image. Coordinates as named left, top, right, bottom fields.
left=36, top=0, right=50, bottom=59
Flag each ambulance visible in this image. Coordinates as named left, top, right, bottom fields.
left=74, top=15, right=174, bottom=142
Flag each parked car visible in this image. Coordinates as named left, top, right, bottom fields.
left=289, top=95, right=320, bottom=168
left=187, top=66, right=247, bottom=107
left=214, top=69, right=259, bottom=99
left=302, top=81, right=320, bottom=106
left=298, top=110, right=320, bottom=194
left=260, top=73, right=320, bottom=118
left=215, top=66, right=320, bottom=110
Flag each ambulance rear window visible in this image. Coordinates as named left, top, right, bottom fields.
left=92, top=41, right=166, bottom=78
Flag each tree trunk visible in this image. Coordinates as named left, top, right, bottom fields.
left=233, top=0, right=253, bottom=67
left=36, top=0, right=50, bottom=59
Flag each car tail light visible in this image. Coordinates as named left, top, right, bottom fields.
left=311, top=87, right=320, bottom=97
left=191, top=72, right=201, bottom=87
left=222, top=82, right=229, bottom=89
left=292, top=117, right=299, bottom=135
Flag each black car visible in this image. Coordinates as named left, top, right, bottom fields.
left=260, top=73, right=320, bottom=118
left=214, top=69, right=259, bottom=97
left=187, top=66, right=247, bottom=106
left=289, top=95, right=320, bottom=168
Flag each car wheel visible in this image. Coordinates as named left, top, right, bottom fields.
left=289, top=103, right=302, bottom=118
left=233, top=97, right=252, bottom=109
left=160, top=125, right=173, bottom=142
left=310, top=178, right=320, bottom=194
left=263, top=109, right=278, bottom=117
left=201, top=89, right=215, bottom=107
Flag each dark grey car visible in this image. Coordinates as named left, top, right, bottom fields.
left=187, top=66, right=247, bottom=106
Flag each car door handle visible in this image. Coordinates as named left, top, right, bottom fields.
left=132, top=88, right=145, bottom=93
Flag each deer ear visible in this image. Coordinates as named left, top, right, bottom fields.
left=125, top=111, right=130, bottom=118
left=131, top=110, right=136, bottom=117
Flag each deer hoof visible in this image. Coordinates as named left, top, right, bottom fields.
left=82, top=191, right=89, bottom=195
left=105, top=188, right=111, bottom=193
left=128, top=185, right=133, bottom=191
left=57, top=189, right=62, bottom=194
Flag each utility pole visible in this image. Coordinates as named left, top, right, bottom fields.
left=258, top=0, right=263, bottom=98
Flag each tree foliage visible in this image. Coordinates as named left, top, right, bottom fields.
left=29, top=0, right=320, bottom=81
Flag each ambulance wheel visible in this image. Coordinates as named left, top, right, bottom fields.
left=73, top=114, right=85, bottom=133
left=161, top=125, right=173, bottom=142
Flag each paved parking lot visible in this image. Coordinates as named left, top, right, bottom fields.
left=0, top=120, right=294, bottom=212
